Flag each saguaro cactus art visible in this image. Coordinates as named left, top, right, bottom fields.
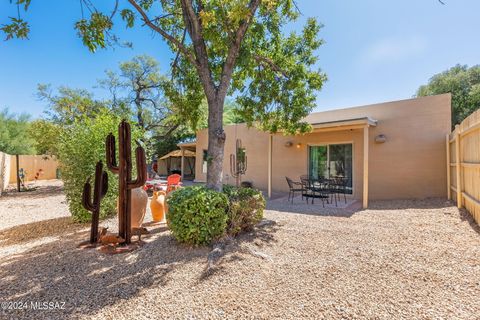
left=82, top=161, right=108, bottom=244
left=230, top=139, right=248, bottom=187
left=106, top=120, right=147, bottom=245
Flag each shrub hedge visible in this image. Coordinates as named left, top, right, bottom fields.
left=166, top=186, right=229, bottom=245
left=223, top=185, right=265, bottom=236
left=166, top=185, right=265, bottom=245
left=57, top=109, right=143, bottom=222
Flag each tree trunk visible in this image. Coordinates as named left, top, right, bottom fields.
left=206, top=95, right=226, bottom=191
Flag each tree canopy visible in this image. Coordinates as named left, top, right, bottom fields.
left=416, top=64, right=480, bottom=127
left=0, top=108, right=35, bottom=155
left=32, top=55, right=200, bottom=159
left=2, top=0, right=326, bottom=190
left=37, top=84, right=109, bottom=125
left=99, top=55, right=203, bottom=154
left=100, top=55, right=174, bottom=133
left=28, top=119, right=62, bottom=156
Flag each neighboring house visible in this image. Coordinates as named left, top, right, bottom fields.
left=181, top=94, right=451, bottom=208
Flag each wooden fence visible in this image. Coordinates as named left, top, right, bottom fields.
left=447, top=108, right=480, bottom=224
left=8, top=155, right=59, bottom=183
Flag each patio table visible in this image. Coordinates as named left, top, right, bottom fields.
left=300, top=177, right=332, bottom=206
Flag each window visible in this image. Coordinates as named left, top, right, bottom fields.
left=308, top=143, right=353, bottom=194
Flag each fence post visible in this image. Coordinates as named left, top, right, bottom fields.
left=446, top=134, right=451, bottom=200
left=16, top=154, right=21, bottom=192
left=455, top=126, right=462, bottom=208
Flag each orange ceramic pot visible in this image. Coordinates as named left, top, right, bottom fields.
left=150, top=190, right=166, bottom=222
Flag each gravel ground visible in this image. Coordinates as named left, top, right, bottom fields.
left=0, top=181, right=479, bottom=319
left=0, top=180, right=68, bottom=231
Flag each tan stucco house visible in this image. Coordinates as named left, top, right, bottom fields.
left=179, top=94, right=451, bottom=208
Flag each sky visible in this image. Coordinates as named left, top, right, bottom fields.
left=0, top=0, right=479, bottom=119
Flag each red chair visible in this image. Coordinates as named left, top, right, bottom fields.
left=161, top=174, right=182, bottom=193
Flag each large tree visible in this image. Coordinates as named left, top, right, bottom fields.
left=99, top=55, right=203, bottom=153
left=37, top=84, right=109, bottom=125
left=28, top=119, right=62, bottom=156
left=32, top=85, right=113, bottom=157
left=416, top=64, right=480, bottom=127
left=0, top=108, right=34, bottom=155
left=100, top=55, right=174, bottom=134
left=2, top=0, right=326, bottom=190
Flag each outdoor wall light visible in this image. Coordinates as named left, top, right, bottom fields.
left=284, top=141, right=293, bottom=147
left=296, top=143, right=302, bottom=148
left=375, top=134, right=387, bottom=143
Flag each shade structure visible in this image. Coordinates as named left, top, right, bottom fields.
left=159, top=149, right=196, bottom=160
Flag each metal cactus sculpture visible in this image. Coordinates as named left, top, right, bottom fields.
left=230, top=139, right=248, bottom=187
left=106, top=120, right=147, bottom=245
left=82, top=161, right=108, bottom=244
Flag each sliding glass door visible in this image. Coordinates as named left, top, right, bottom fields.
left=308, top=145, right=328, bottom=181
left=308, top=143, right=353, bottom=194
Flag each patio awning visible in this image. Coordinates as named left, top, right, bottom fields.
left=267, top=117, right=376, bottom=209
left=310, top=117, right=377, bottom=132
left=177, top=141, right=196, bottom=149
left=159, top=149, right=196, bottom=160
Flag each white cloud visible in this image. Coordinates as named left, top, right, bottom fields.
left=362, top=36, right=428, bottom=63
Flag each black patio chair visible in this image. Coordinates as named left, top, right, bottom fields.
left=285, top=177, right=304, bottom=203
left=326, top=179, right=338, bottom=207
left=331, top=176, right=348, bottom=204
left=300, top=176, right=312, bottom=203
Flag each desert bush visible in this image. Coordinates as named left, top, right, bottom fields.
left=166, top=186, right=229, bottom=245
left=223, top=185, right=265, bottom=236
left=57, top=109, right=143, bottom=222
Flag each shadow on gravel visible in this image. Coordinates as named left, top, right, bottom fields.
left=0, top=216, right=281, bottom=319
left=0, top=224, right=210, bottom=319
left=0, top=184, right=64, bottom=200
left=266, top=200, right=358, bottom=218
left=265, top=198, right=473, bottom=221
left=0, top=217, right=86, bottom=247
left=459, top=208, right=480, bottom=235
left=200, top=219, right=281, bottom=280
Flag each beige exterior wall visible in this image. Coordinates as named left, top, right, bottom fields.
left=195, top=94, right=452, bottom=200
left=9, top=155, right=59, bottom=183
left=196, top=124, right=270, bottom=190
left=0, top=151, right=12, bottom=195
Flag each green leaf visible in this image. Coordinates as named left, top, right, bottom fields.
left=74, top=13, right=113, bottom=53
left=120, top=9, right=135, bottom=28
left=1, top=17, right=30, bottom=40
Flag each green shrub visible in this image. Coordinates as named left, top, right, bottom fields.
left=166, top=186, right=229, bottom=245
left=57, top=109, right=143, bottom=222
left=223, top=185, right=265, bottom=236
